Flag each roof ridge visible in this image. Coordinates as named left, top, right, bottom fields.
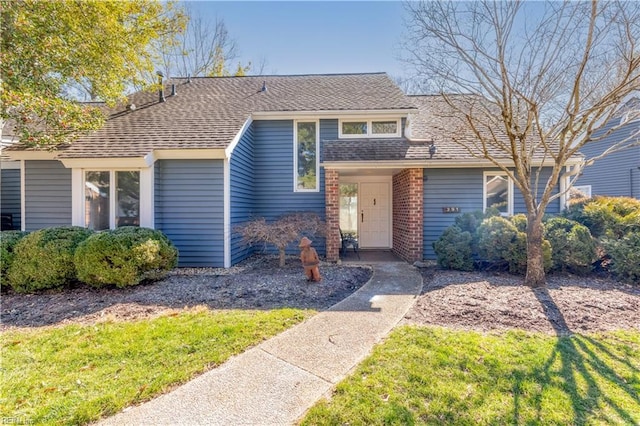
left=170, top=72, right=388, bottom=80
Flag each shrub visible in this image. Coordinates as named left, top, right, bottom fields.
left=564, top=196, right=640, bottom=238
left=0, top=231, right=29, bottom=289
left=603, top=233, right=640, bottom=284
left=477, top=216, right=551, bottom=274
left=74, top=227, right=178, bottom=288
left=510, top=214, right=528, bottom=233
left=7, top=226, right=93, bottom=293
left=544, top=217, right=597, bottom=274
left=433, top=226, right=474, bottom=271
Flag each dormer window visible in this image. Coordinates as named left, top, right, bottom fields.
left=339, top=118, right=401, bottom=138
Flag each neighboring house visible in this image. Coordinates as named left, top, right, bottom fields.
left=6, top=73, right=579, bottom=266
left=575, top=99, right=640, bottom=198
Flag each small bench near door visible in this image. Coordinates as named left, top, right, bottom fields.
left=340, top=229, right=360, bottom=259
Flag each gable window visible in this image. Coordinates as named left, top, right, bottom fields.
left=85, top=170, right=140, bottom=230
left=339, top=119, right=401, bottom=138
left=295, top=121, right=319, bottom=191
left=483, top=172, right=513, bottom=216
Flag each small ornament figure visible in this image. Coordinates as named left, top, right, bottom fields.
left=299, top=237, right=321, bottom=282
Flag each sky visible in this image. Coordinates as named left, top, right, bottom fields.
left=185, top=1, right=408, bottom=78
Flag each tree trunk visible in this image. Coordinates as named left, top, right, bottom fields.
left=278, top=247, right=286, bottom=268
left=525, top=214, right=546, bottom=287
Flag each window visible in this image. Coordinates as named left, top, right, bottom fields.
left=85, top=170, right=140, bottom=230
left=483, top=172, right=513, bottom=216
left=295, top=121, right=319, bottom=191
left=339, top=119, right=401, bottom=138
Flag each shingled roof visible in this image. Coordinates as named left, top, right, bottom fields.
left=11, top=73, right=413, bottom=159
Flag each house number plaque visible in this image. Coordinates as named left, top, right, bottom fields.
left=442, top=207, right=461, bottom=214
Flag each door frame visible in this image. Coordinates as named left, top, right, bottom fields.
left=340, top=175, right=393, bottom=248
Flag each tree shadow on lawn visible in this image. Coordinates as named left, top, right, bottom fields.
left=0, top=257, right=373, bottom=329
left=515, top=289, right=640, bottom=425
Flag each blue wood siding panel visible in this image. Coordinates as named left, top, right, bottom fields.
left=1, top=168, right=21, bottom=229
left=252, top=119, right=327, bottom=255
left=24, top=160, right=71, bottom=231
left=577, top=119, right=640, bottom=198
left=423, top=169, right=483, bottom=259
left=423, top=167, right=561, bottom=259
left=154, top=159, right=224, bottom=267
left=230, top=123, right=255, bottom=264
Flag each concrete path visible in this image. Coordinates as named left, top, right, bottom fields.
left=99, top=262, right=423, bottom=425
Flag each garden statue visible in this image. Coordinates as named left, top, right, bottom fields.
left=299, top=237, right=321, bottom=282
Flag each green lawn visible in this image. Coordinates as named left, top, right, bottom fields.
left=1, top=308, right=312, bottom=424
left=302, top=326, right=640, bottom=425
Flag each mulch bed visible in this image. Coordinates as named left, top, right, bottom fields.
left=404, top=268, right=640, bottom=335
left=0, top=256, right=372, bottom=330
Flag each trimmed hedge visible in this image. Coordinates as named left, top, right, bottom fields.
left=564, top=196, right=640, bottom=238
left=433, top=226, right=474, bottom=271
left=603, top=233, right=640, bottom=284
left=7, top=227, right=93, bottom=293
left=74, top=227, right=178, bottom=288
left=544, top=217, right=596, bottom=275
left=0, top=231, right=29, bottom=288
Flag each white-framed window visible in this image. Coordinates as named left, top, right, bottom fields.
left=294, top=120, right=319, bottom=192
left=338, top=118, right=401, bottom=138
left=483, top=172, right=513, bottom=216
left=84, top=170, right=140, bottom=230
left=73, top=168, right=153, bottom=229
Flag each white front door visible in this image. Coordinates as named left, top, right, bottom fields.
left=359, top=182, right=391, bottom=248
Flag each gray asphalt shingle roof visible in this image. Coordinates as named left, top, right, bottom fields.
left=12, top=73, right=413, bottom=159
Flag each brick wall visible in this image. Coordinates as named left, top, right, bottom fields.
left=392, top=168, right=423, bottom=262
left=324, top=169, right=340, bottom=262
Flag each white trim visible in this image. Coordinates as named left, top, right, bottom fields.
left=293, top=119, right=320, bottom=192
left=0, top=160, right=20, bottom=170
left=338, top=118, right=402, bottom=138
left=153, top=149, right=226, bottom=160
left=20, top=160, right=25, bottom=231
left=252, top=109, right=415, bottom=120
left=140, top=166, right=154, bottom=228
left=225, top=117, right=253, bottom=158
left=71, top=169, right=83, bottom=226
left=6, top=151, right=57, bottom=161
left=483, top=171, right=514, bottom=216
left=223, top=159, right=231, bottom=268
left=61, top=157, right=153, bottom=169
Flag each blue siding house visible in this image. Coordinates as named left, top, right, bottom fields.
left=576, top=100, right=640, bottom=198
left=5, top=74, right=578, bottom=266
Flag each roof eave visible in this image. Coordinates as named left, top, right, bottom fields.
left=252, top=108, right=417, bottom=120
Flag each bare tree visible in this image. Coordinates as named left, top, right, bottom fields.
left=235, top=212, right=326, bottom=267
left=403, top=0, right=640, bottom=287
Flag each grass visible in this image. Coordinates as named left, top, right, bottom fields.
left=1, top=307, right=312, bottom=424
left=302, top=326, right=640, bottom=425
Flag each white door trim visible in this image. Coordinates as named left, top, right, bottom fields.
left=340, top=175, right=393, bottom=249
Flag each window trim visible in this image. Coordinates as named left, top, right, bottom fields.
left=293, top=119, right=320, bottom=193
left=72, top=167, right=154, bottom=229
left=483, top=171, right=514, bottom=216
left=338, top=118, right=401, bottom=138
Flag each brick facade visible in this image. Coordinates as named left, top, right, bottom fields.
left=324, top=169, right=340, bottom=262
left=392, top=168, right=423, bottom=262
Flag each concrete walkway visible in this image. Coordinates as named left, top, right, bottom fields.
left=99, top=262, right=423, bottom=425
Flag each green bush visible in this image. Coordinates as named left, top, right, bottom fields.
left=544, top=217, right=597, bottom=274
left=0, top=231, right=29, bottom=289
left=510, top=214, right=528, bottom=233
left=433, top=226, right=474, bottom=271
left=7, top=227, right=93, bottom=293
left=603, top=233, right=640, bottom=284
left=477, top=216, right=551, bottom=274
left=564, top=196, right=640, bottom=238
left=75, top=227, right=178, bottom=288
